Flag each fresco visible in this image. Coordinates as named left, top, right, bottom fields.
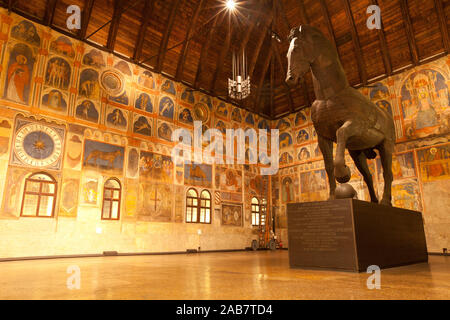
left=106, top=107, right=128, bottom=131
left=83, top=140, right=124, bottom=174
left=11, top=20, right=40, bottom=46
left=50, top=36, right=75, bottom=59
left=161, top=80, right=176, bottom=95
left=221, top=203, right=242, bottom=227
left=45, top=57, right=71, bottom=90
left=231, top=108, right=242, bottom=122
left=75, top=100, right=99, bottom=123
left=181, top=88, right=195, bottom=104
left=138, top=71, right=155, bottom=89
left=64, top=134, right=83, bottom=169
left=82, top=177, right=99, bottom=205
left=135, top=92, right=153, bottom=112
left=200, top=95, right=213, bottom=109
left=184, top=163, right=212, bottom=188
left=82, top=49, right=105, bottom=68
left=216, top=102, right=228, bottom=118
left=280, top=152, right=293, bottom=166
left=294, top=111, right=308, bottom=127
left=157, top=122, right=173, bottom=141
left=296, top=129, right=310, bottom=144
left=215, top=166, right=242, bottom=193
left=4, top=43, right=35, bottom=104
left=159, top=96, right=175, bottom=119
left=79, top=69, right=100, bottom=100
left=179, top=108, right=193, bottom=125
left=110, top=92, right=129, bottom=106
left=41, top=89, right=68, bottom=114
left=0, top=120, right=11, bottom=156
left=193, top=103, right=210, bottom=123
left=279, top=132, right=293, bottom=149
left=400, top=69, right=449, bottom=138
left=60, top=178, right=79, bottom=217
left=376, top=152, right=416, bottom=181
left=245, top=113, right=254, bottom=125
left=138, top=183, right=173, bottom=222
left=133, top=115, right=152, bottom=136
left=276, top=119, right=290, bottom=131
left=417, top=144, right=450, bottom=183
left=297, top=146, right=311, bottom=161
left=300, top=169, right=328, bottom=202
left=391, top=179, right=422, bottom=211
left=281, top=176, right=295, bottom=203
left=139, top=151, right=173, bottom=183
left=127, top=148, right=139, bottom=178
left=114, top=61, right=132, bottom=76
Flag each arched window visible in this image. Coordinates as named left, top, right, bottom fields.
left=251, top=197, right=260, bottom=226
left=21, top=173, right=57, bottom=218
left=199, top=190, right=211, bottom=224
left=102, top=178, right=121, bottom=220
left=186, top=189, right=211, bottom=224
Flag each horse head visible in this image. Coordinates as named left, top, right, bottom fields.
left=286, top=25, right=323, bottom=87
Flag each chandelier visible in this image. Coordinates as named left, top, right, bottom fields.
left=228, top=50, right=251, bottom=100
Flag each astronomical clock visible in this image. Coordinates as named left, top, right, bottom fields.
left=10, top=118, right=65, bottom=171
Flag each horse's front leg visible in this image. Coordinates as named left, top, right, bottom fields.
left=318, top=136, right=336, bottom=200
left=334, top=121, right=355, bottom=183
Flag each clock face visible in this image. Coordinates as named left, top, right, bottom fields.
left=14, top=123, right=63, bottom=168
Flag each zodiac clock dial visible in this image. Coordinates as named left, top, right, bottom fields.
left=14, top=123, right=63, bottom=168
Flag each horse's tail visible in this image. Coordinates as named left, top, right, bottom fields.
left=363, top=148, right=377, bottom=159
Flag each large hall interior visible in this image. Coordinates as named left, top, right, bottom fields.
left=0, top=0, right=449, bottom=300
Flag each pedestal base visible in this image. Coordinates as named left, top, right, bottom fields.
left=287, top=199, right=428, bottom=272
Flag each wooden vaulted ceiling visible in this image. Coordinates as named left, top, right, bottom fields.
left=2, top=0, right=450, bottom=119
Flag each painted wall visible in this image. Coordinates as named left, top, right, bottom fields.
left=0, top=10, right=270, bottom=258
left=273, top=54, right=450, bottom=253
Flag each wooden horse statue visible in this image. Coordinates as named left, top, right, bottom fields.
left=286, top=25, right=396, bottom=206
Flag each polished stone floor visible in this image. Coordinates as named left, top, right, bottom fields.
left=0, top=251, right=448, bottom=300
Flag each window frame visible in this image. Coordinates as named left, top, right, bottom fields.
left=186, top=188, right=211, bottom=224
left=101, top=178, right=122, bottom=221
left=251, top=197, right=261, bottom=227
left=20, top=172, right=57, bottom=218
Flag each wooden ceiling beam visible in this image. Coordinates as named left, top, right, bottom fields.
left=43, top=0, right=58, bottom=26
left=399, top=0, right=419, bottom=65
left=342, top=0, right=367, bottom=85
left=79, top=0, right=95, bottom=40
left=255, top=50, right=273, bottom=113
left=133, top=0, right=154, bottom=62
left=194, top=14, right=220, bottom=88
left=370, top=0, right=392, bottom=76
left=249, top=15, right=272, bottom=80
left=296, top=0, right=310, bottom=25
left=175, top=0, right=205, bottom=81
left=210, top=17, right=232, bottom=92
left=106, top=0, right=123, bottom=52
left=318, top=0, right=337, bottom=49
left=155, top=0, right=182, bottom=73
left=434, top=0, right=450, bottom=53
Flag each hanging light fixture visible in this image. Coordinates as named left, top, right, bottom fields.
left=229, top=49, right=251, bottom=100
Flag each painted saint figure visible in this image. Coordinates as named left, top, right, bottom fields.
left=6, top=54, right=30, bottom=103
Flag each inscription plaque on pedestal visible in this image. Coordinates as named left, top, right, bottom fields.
left=287, top=199, right=428, bottom=272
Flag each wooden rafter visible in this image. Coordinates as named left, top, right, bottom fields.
left=43, top=0, right=57, bottom=26
left=342, top=0, right=367, bottom=84
left=155, top=0, right=181, bottom=73
left=194, top=14, right=220, bottom=87
left=434, top=0, right=450, bottom=53
left=399, top=0, right=419, bottom=65
left=296, top=0, right=310, bottom=25
left=175, top=0, right=205, bottom=81
left=255, top=50, right=273, bottom=113
left=249, top=15, right=272, bottom=80
left=80, top=0, right=95, bottom=40
left=106, top=0, right=123, bottom=52
left=273, top=0, right=294, bottom=113
left=368, top=0, right=392, bottom=76
left=210, top=16, right=232, bottom=92
left=133, top=0, right=153, bottom=61
left=318, top=0, right=337, bottom=49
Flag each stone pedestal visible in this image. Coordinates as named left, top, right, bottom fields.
left=287, top=199, right=428, bottom=272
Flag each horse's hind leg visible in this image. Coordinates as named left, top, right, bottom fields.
left=378, top=140, right=394, bottom=206
left=349, top=150, right=378, bottom=203
left=318, top=136, right=336, bottom=200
